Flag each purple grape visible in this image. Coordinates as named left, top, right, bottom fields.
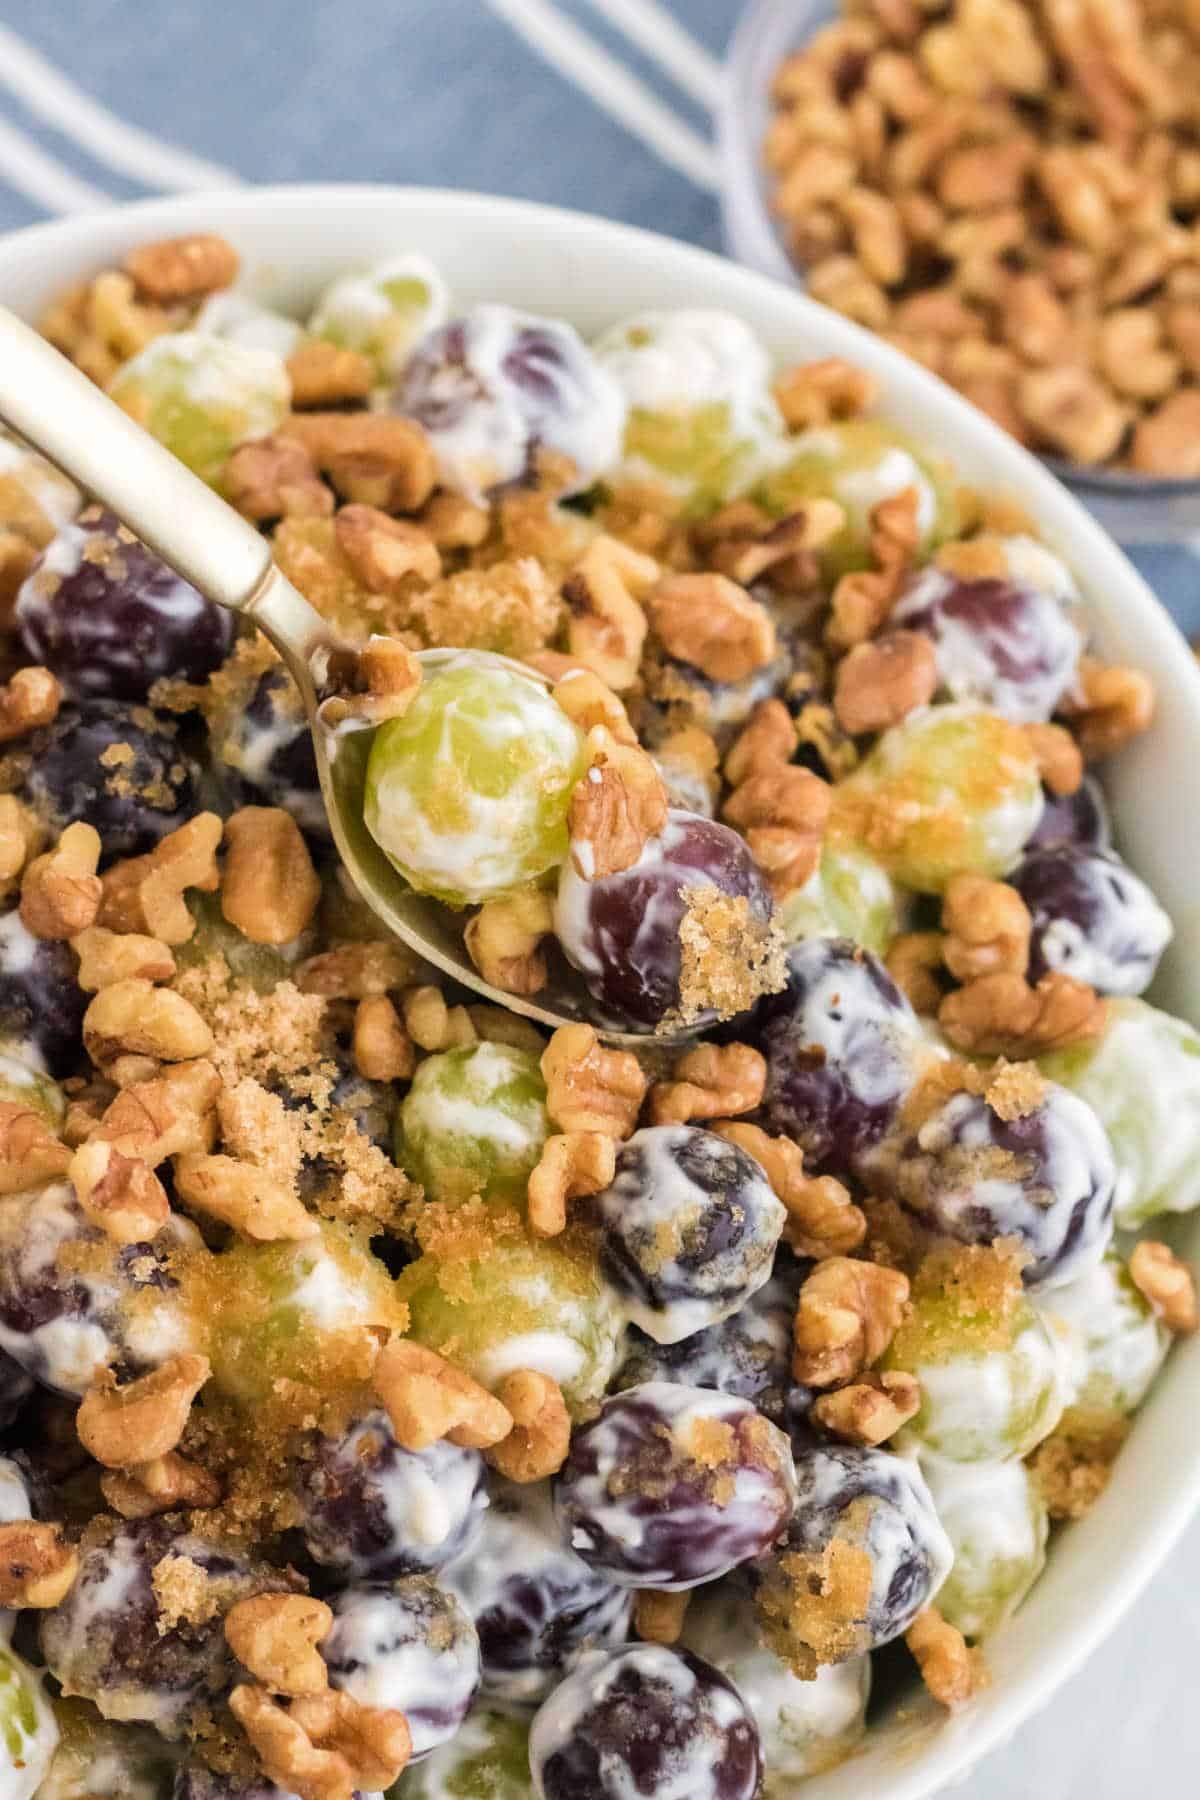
left=394, top=306, right=624, bottom=497
left=322, top=1578, right=480, bottom=1761
left=443, top=1478, right=631, bottom=1706
left=0, top=904, right=86, bottom=1078
left=595, top=1126, right=785, bottom=1344
left=293, top=1408, right=487, bottom=1580
left=555, top=810, right=774, bottom=1029
left=173, top=1775, right=293, bottom=1800
left=18, top=701, right=200, bottom=863
left=40, top=1519, right=297, bottom=1736
left=211, top=667, right=328, bottom=839
left=553, top=1382, right=796, bottom=1591
left=530, top=1645, right=761, bottom=1800
left=613, top=1254, right=814, bottom=1434
left=1011, top=844, right=1172, bottom=997
left=891, top=1080, right=1116, bottom=1288
left=15, top=509, right=234, bottom=703
left=891, top=565, right=1081, bottom=722
left=752, top=1446, right=952, bottom=1664
left=1026, top=774, right=1111, bottom=852
left=752, top=937, right=923, bottom=1177
left=0, top=1347, right=32, bottom=1436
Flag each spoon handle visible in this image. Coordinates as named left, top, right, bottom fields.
left=0, top=303, right=272, bottom=613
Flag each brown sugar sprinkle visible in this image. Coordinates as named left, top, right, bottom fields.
left=755, top=1535, right=874, bottom=1680
left=152, top=1550, right=222, bottom=1632
left=670, top=887, right=789, bottom=1027
left=1028, top=1427, right=1128, bottom=1521
left=894, top=1242, right=1027, bottom=1365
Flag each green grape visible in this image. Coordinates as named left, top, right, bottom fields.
left=921, top=1454, right=1048, bottom=1640
left=592, top=309, right=784, bottom=512
left=399, top=1041, right=548, bottom=1207
left=399, top=1230, right=625, bottom=1414
left=364, top=661, right=587, bottom=905
left=755, top=419, right=958, bottom=575
left=1041, top=998, right=1200, bottom=1227
left=777, top=836, right=905, bottom=955
left=309, top=253, right=448, bottom=380
left=884, top=1256, right=1069, bottom=1461
left=396, top=1709, right=530, bottom=1800
left=39, top=1702, right=177, bottom=1800
left=0, top=1644, right=57, bottom=1800
left=109, top=330, right=290, bottom=489
left=833, top=703, right=1044, bottom=893
left=173, top=889, right=315, bottom=992
left=0, top=1050, right=64, bottom=1128
left=1042, top=1250, right=1169, bottom=1439
left=208, top=1221, right=406, bottom=1405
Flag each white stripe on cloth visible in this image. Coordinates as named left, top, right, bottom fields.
left=483, top=0, right=720, bottom=190
left=0, top=111, right=112, bottom=214
left=0, top=22, right=241, bottom=194
left=576, top=0, right=723, bottom=113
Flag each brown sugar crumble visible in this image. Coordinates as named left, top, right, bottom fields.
left=669, top=886, right=788, bottom=1028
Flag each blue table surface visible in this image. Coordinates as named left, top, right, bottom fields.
left=0, top=6, right=1197, bottom=1793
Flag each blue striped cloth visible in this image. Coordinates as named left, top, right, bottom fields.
left=0, top=8, right=1197, bottom=1793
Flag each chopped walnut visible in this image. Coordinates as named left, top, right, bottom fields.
left=226, top=1593, right=333, bottom=1698
left=90, top=1058, right=221, bottom=1164
left=650, top=1042, right=766, bottom=1125
left=83, top=979, right=214, bottom=1068
left=1023, top=720, right=1084, bottom=796
left=1131, top=390, right=1200, bottom=477
left=0, top=1101, right=70, bottom=1193
left=419, top=491, right=491, bottom=550
left=464, top=889, right=554, bottom=997
left=1129, top=1241, right=1198, bottom=1335
left=711, top=1121, right=867, bottom=1259
left=793, top=1256, right=910, bottom=1386
left=173, top=1152, right=318, bottom=1242
left=318, top=634, right=422, bottom=731
left=941, top=873, right=1031, bottom=981
left=527, top=1131, right=617, bottom=1238
left=334, top=504, right=441, bottom=591
left=124, top=233, right=239, bottom=302
left=222, top=807, right=322, bottom=946
left=541, top=1023, right=647, bottom=1136
left=98, top=812, right=222, bottom=944
left=0, top=795, right=38, bottom=894
left=833, top=629, right=938, bottom=734
left=287, top=341, right=374, bottom=409
left=939, top=969, right=1106, bottom=1056
left=465, top=1005, right=546, bottom=1055
left=774, top=358, right=878, bottom=428
left=76, top=1352, right=211, bottom=1469
left=885, top=930, right=946, bottom=1015
left=374, top=1339, right=512, bottom=1452
left=706, top=501, right=844, bottom=589
left=633, top=1589, right=690, bottom=1645
left=646, top=573, right=778, bottom=684
left=0, top=1521, right=79, bottom=1608
left=19, top=821, right=102, bottom=940
left=352, top=996, right=415, bottom=1083
left=906, top=1606, right=986, bottom=1708
left=550, top=669, right=638, bottom=746
left=1061, top=659, right=1155, bottom=759
left=562, top=535, right=658, bottom=691
left=72, top=925, right=176, bottom=991
left=485, top=1369, right=572, bottom=1483
left=724, top=699, right=799, bottom=788
left=101, top=1451, right=221, bottom=1518
left=281, top=412, right=436, bottom=512
left=230, top=1683, right=411, bottom=1800
left=722, top=764, right=832, bottom=899
left=401, top=985, right=477, bottom=1052
left=226, top=435, right=333, bottom=522
left=826, top=489, right=920, bottom=651
left=568, top=729, right=668, bottom=880
left=812, top=1370, right=921, bottom=1445
left=0, top=665, right=61, bottom=742
left=1017, top=365, right=1130, bottom=466
left=297, top=939, right=422, bottom=999
left=41, top=269, right=168, bottom=386
left=70, top=1140, right=170, bottom=1245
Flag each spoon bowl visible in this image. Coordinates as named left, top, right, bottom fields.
left=0, top=305, right=691, bottom=1046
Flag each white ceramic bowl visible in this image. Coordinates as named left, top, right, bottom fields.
left=3, top=185, right=1199, bottom=1798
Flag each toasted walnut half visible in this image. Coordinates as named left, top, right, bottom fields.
left=792, top=1257, right=910, bottom=1387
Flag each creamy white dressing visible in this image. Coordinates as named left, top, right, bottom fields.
left=194, top=290, right=306, bottom=357
left=309, top=252, right=449, bottom=378
left=324, top=1585, right=480, bottom=1759
left=0, top=1645, right=57, bottom=1800
left=112, top=330, right=290, bottom=432
left=919, top=1452, right=1048, bottom=1640
left=900, top=1315, right=1070, bottom=1462
left=1038, top=1252, right=1169, bottom=1420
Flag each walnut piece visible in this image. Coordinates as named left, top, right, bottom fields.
left=811, top=1370, right=921, bottom=1445
left=281, top=412, right=435, bottom=513
left=722, top=763, right=832, bottom=899
left=101, top=1452, right=221, bottom=1518
left=374, top=1339, right=512, bottom=1452
left=711, top=1122, right=867, bottom=1259
left=906, top=1605, right=987, bottom=1709
left=222, top=807, right=322, bottom=946
left=941, top=874, right=1031, bottom=981
left=939, top=969, right=1106, bottom=1056
left=633, top=1589, right=690, bottom=1646
left=0, top=1521, right=79, bottom=1608
left=98, top=812, right=222, bottom=943
left=724, top=699, right=799, bottom=788
left=647, top=573, right=778, bottom=684
left=1061, top=660, right=1155, bottom=759
left=71, top=925, right=176, bottom=991
left=568, top=729, right=668, bottom=880
left=527, top=1131, right=617, bottom=1238
left=826, top=489, right=919, bottom=651
left=485, top=1369, right=572, bottom=1483
left=124, top=233, right=239, bottom=301
left=793, top=1256, right=910, bottom=1386
left=464, top=889, right=554, bottom=997
left=401, top=985, right=477, bottom=1052
left=833, top=630, right=937, bottom=734
left=297, top=939, right=422, bottom=999
left=89, top=1058, right=220, bottom=1164
left=550, top=668, right=638, bottom=746
left=541, top=1023, right=647, bottom=1136
left=83, top=978, right=214, bottom=1068
left=1023, top=721, right=1084, bottom=796
left=230, top=1682, right=411, bottom=1800
left=318, top=635, right=423, bottom=732
left=76, top=1352, right=211, bottom=1469
left=562, top=535, right=658, bottom=691
left=1129, top=1241, right=1198, bottom=1336
left=334, top=504, right=441, bottom=591
left=226, top=1593, right=334, bottom=1698
left=19, top=821, right=102, bottom=940
left=774, top=358, right=878, bottom=428
left=70, top=1140, right=170, bottom=1245
left=173, top=1153, right=318, bottom=1242
left=650, top=1043, right=766, bottom=1125
left=0, top=665, right=61, bottom=742
left=287, top=342, right=374, bottom=409
left=226, top=435, right=332, bottom=522
left=884, top=930, right=946, bottom=1015
left=0, top=1101, right=71, bottom=1193
left=353, top=996, right=415, bottom=1082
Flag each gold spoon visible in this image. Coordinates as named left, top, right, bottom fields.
left=0, top=304, right=700, bottom=1047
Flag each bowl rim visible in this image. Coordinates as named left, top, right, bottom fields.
left=717, top=0, right=1200, bottom=502
left=2, top=181, right=1200, bottom=1800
